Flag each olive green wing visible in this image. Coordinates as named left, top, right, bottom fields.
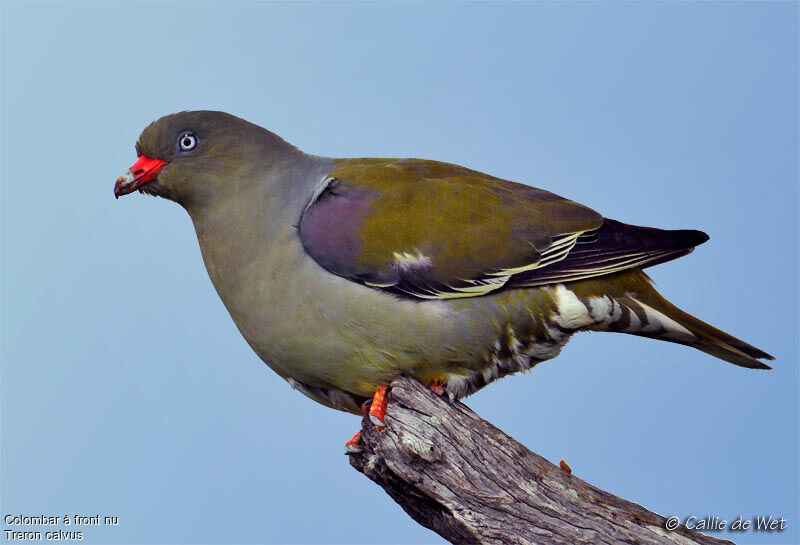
left=299, top=158, right=604, bottom=299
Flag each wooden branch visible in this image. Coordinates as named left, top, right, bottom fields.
left=348, top=376, right=733, bottom=545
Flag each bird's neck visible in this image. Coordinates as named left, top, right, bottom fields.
left=184, top=154, right=335, bottom=324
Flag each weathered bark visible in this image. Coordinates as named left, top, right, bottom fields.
left=348, top=376, right=733, bottom=545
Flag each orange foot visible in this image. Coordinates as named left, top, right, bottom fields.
left=430, top=380, right=456, bottom=403
left=429, top=382, right=446, bottom=396
left=559, top=459, right=572, bottom=474
left=368, top=384, right=388, bottom=430
left=344, top=431, right=362, bottom=454
left=344, top=384, right=389, bottom=454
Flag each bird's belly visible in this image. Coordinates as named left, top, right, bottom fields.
left=259, top=285, right=576, bottom=411
left=203, top=235, right=574, bottom=411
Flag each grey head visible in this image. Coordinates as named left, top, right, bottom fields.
left=114, top=110, right=301, bottom=209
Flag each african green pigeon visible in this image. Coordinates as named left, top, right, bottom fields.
left=114, top=111, right=773, bottom=451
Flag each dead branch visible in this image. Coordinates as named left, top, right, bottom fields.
left=347, top=376, right=733, bottom=545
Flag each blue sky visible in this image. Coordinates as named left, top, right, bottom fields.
left=1, top=2, right=797, bottom=544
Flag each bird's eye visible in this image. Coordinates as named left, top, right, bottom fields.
left=178, top=132, right=197, bottom=151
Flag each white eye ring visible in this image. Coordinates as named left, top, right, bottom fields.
left=178, top=132, right=197, bottom=151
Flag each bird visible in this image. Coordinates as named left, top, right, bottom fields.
left=114, top=110, right=773, bottom=452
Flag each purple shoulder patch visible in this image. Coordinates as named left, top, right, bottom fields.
left=300, top=180, right=393, bottom=284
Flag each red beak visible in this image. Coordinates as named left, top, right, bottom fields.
left=114, top=156, right=168, bottom=198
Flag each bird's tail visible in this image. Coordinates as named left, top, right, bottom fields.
left=567, top=269, right=774, bottom=369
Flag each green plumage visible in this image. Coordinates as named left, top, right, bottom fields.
left=115, top=110, right=774, bottom=414
left=317, top=158, right=602, bottom=296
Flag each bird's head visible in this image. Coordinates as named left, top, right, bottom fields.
left=114, top=110, right=296, bottom=207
